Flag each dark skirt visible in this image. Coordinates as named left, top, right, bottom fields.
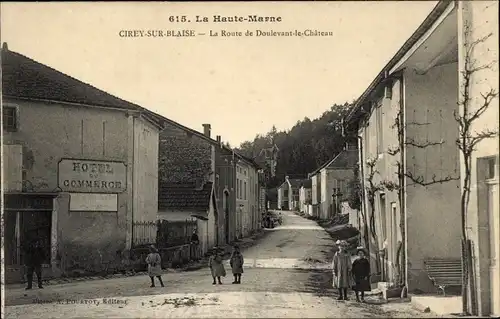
left=353, top=277, right=371, bottom=292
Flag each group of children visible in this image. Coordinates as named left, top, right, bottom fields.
left=208, top=245, right=244, bottom=284
left=145, top=238, right=370, bottom=303
left=145, top=244, right=245, bottom=287
left=332, top=240, right=371, bottom=302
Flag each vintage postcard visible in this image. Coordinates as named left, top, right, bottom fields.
left=1, top=1, right=498, bottom=318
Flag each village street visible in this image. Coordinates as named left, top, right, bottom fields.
left=4, top=211, right=431, bottom=318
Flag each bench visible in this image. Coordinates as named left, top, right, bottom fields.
left=424, top=258, right=462, bottom=296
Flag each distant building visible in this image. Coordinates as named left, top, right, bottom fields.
left=309, top=150, right=358, bottom=220
left=154, top=119, right=261, bottom=246
left=299, top=180, right=313, bottom=215
left=277, top=176, right=307, bottom=211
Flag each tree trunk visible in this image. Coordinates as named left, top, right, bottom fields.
left=461, top=157, right=471, bottom=315
left=461, top=239, right=469, bottom=315
left=467, top=239, right=478, bottom=315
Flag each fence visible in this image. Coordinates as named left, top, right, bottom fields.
left=131, top=218, right=198, bottom=270
left=133, top=221, right=158, bottom=246
left=157, top=219, right=197, bottom=248
left=132, top=219, right=197, bottom=248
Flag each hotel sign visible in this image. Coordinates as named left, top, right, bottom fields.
left=58, top=159, right=126, bottom=193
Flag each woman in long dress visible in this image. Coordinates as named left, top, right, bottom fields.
left=209, top=247, right=226, bottom=284
left=332, top=240, right=352, bottom=300
left=145, top=245, right=164, bottom=287
left=352, top=246, right=371, bottom=302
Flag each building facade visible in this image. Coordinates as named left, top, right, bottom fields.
left=315, top=150, right=357, bottom=220
left=2, top=44, right=163, bottom=282
left=346, top=0, right=478, bottom=296
left=156, top=120, right=237, bottom=247
left=299, top=180, right=312, bottom=215
left=235, top=157, right=261, bottom=238
left=310, top=172, right=321, bottom=217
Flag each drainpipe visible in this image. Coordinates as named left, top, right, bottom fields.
left=357, top=134, right=367, bottom=236
left=400, top=73, right=409, bottom=292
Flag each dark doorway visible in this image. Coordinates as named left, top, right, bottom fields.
left=5, top=210, right=52, bottom=266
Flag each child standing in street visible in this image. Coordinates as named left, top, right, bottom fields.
left=209, top=247, right=226, bottom=285
left=332, top=240, right=352, bottom=300
left=352, top=246, right=371, bottom=302
left=146, top=245, right=164, bottom=287
left=230, top=245, right=244, bottom=284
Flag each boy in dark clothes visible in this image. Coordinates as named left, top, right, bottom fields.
left=352, top=246, right=371, bottom=302
left=24, top=239, right=45, bottom=290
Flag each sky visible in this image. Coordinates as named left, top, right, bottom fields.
left=1, top=1, right=438, bottom=147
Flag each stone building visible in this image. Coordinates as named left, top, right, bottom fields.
left=2, top=43, right=164, bottom=282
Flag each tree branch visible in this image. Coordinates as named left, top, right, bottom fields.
left=406, top=121, right=431, bottom=126
left=405, top=138, right=444, bottom=148
left=404, top=170, right=459, bottom=187
left=468, top=89, right=499, bottom=123
left=469, top=129, right=499, bottom=150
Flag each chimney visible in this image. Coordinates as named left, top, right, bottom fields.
left=202, top=124, right=211, bottom=138
left=285, top=175, right=289, bottom=181
left=216, top=135, right=221, bottom=144
left=2, top=42, right=8, bottom=51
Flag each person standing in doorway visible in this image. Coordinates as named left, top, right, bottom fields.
left=146, top=245, right=164, bottom=287
left=24, top=238, right=45, bottom=290
left=332, top=240, right=352, bottom=300
left=230, top=245, right=244, bottom=284
left=190, top=229, right=200, bottom=261
left=352, top=246, right=371, bottom=302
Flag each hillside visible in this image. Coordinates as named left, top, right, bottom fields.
left=237, top=102, right=355, bottom=189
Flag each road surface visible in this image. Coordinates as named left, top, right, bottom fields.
left=4, top=211, right=432, bottom=318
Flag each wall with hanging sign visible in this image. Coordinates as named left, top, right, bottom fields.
left=58, top=159, right=126, bottom=193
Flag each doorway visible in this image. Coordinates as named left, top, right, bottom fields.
left=390, top=202, right=398, bottom=280
left=4, top=210, right=52, bottom=266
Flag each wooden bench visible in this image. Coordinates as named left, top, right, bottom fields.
left=424, top=258, right=462, bottom=296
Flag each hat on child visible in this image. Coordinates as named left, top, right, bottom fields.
left=356, top=246, right=367, bottom=254
left=336, top=240, right=348, bottom=247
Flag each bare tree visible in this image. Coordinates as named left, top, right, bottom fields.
left=454, top=22, right=498, bottom=315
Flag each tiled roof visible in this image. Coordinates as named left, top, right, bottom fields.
left=158, top=182, right=213, bottom=212
left=1, top=46, right=141, bottom=111
left=325, top=149, right=358, bottom=169
left=310, top=149, right=358, bottom=176
left=301, top=180, right=312, bottom=189
left=289, top=178, right=307, bottom=188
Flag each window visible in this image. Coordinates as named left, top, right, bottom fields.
left=487, top=157, right=498, bottom=180
left=244, top=181, right=247, bottom=200
left=3, top=106, right=18, bottom=132
left=239, top=180, right=243, bottom=199
left=236, top=178, right=240, bottom=199
left=376, top=103, right=383, bottom=155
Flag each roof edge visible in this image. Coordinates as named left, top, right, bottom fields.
left=345, top=0, right=454, bottom=124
